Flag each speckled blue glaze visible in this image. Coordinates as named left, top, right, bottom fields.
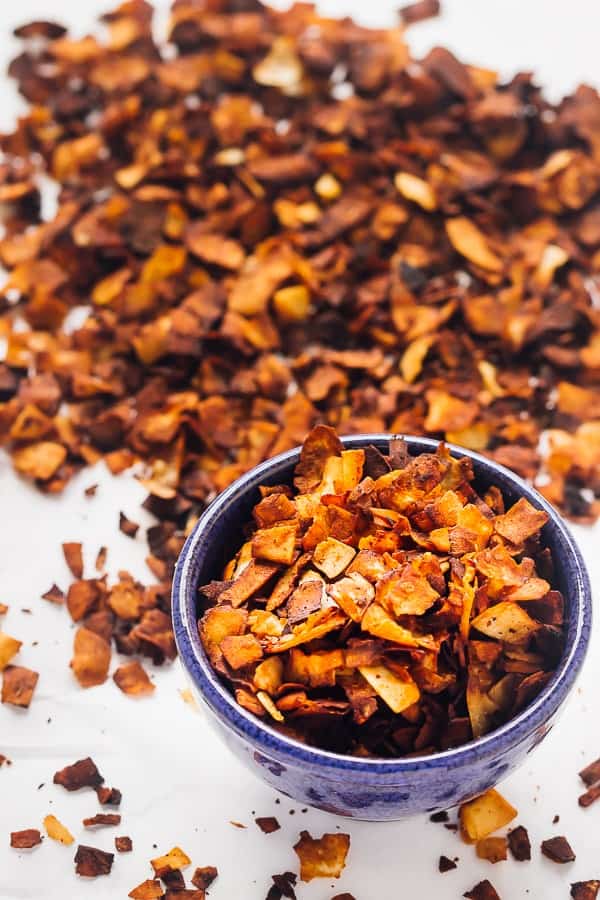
left=172, top=436, right=592, bottom=820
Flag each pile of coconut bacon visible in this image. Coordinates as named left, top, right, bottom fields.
left=199, top=426, right=563, bottom=757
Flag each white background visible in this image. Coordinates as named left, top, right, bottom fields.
left=1, top=2, right=600, bottom=898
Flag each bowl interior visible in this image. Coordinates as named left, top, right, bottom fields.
left=173, top=435, right=591, bottom=770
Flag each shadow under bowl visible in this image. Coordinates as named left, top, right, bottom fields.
left=172, top=435, right=591, bottom=821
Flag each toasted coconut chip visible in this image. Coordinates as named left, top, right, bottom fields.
left=446, top=217, right=503, bottom=272
left=395, top=172, right=437, bottom=211
left=219, top=560, right=280, bottom=608
left=13, top=442, right=67, bottom=481
left=463, top=880, right=501, bottom=900
left=71, top=627, right=111, bottom=688
left=186, top=229, right=245, bottom=271
left=252, top=524, right=298, bottom=566
left=400, top=0, right=440, bottom=24
left=113, top=660, right=155, bottom=696
left=115, top=836, right=132, bottom=853
left=199, top=606, right=248, bottom=665
left=541, top=835, right=576, bottom=863
left=96, top=786, right=121, bottom=806
left=0, top=633, right=22, bottom=671
left=254, top=657, right=284, bottom=695
left=66, top=580, right=102, bottom=622
left=10, top=829, right=42, bottom=849
left=44, top=814, right=74, bottom=845
left=62, top=542, right=84, bottom=579
left=471, top=601, right=540, bottom=644
left=293, top=831, right=350, bottom=882
left=54, top=757, right=103, bottom=791
left=359, top=665, right=420, bottom=714
left=221, top=633, right=263, bottom=669
left=476, top=836, right=508, bottom=863
left=130, top=609, right=177, bottom=663
left=191, top=867, right=218, bottom=890
left=266, top=607, right=348, bottom=654
left=571, top=882, right=600, bottom=900
left=267, top=871, right=298, bottom=900
left=83, top=813, right=121, bottom=828
left=507, top=825, right=531, bottom=861
left=313, top=538, right=356, bottom=579
left=328, top=573, right=374, bottom=622
left=494, top=497, right=549, bottom=545
left=151, top=846, right=191, bottom=877
left=267, top=553, right=311, bottom=612
left=361, top=603, right=434, bottom=649
left=286, top=580, right=323, bottom=625
left=256, top=816, right=281, bottom=834
left=438, top=855, right=457, bottom=872
left=294, top=425, right=343, bottom=494
left=1, top=665, right=39, bottom=708
left=257, top=690, right=285, bottom=722
left=162, top=868, right=186, bottom=889
left=74, top=844, right=114, bottom=877
left=375, top=568, right=439, bottom=617
left=42, top=583, right=64, bottom=604
left=580, top=756, right=600, bottom=788
left=459, top=789, right=517, bottom=843
left=129, top=879, right=164, bottom=899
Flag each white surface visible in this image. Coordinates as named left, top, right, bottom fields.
left=1, top=2, right=600, bottom=898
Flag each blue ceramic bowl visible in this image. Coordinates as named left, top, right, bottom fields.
left=172, top=435, right=591, bottom=821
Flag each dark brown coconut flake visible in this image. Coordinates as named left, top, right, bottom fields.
left=579, top=783, right=600, bottom=808
left=267, top=872, right=298, bottom=900
left=83, top=813, right=121, bottom=828
left=96, top=786, right=122, bottom=806
left=464, top=881, right=501, bottom=900
left=10, top=829, right=42, bottom=849
left=541, top=835, right=576, bottom=863
left=256, top=816, right=281, bottom=834
left=438, top=855, right=457, bottom=872
left=507, top=825, right=531, bottom=861
left=119, top=512, right=140, bottom=539
left=161, top=869, right=186, bottom=889
left=580, top=757, right=600, bottom=786
left=399, top=0, right=441, bottom=24
left=115, top=835, right=132, bottom=852
left=42, top=583, right=65, bottom=604
left=54, top=757, right=103, bottom=791
left=191, top=866, right=218, bottom=890
left=571, top=882, right=600, bottom=900
left=74, top=844, right=114, bottom=877
left=430, top=811, right=450, bottom=823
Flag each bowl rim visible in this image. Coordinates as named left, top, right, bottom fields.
left=172, top=434, right=592, bottom=774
